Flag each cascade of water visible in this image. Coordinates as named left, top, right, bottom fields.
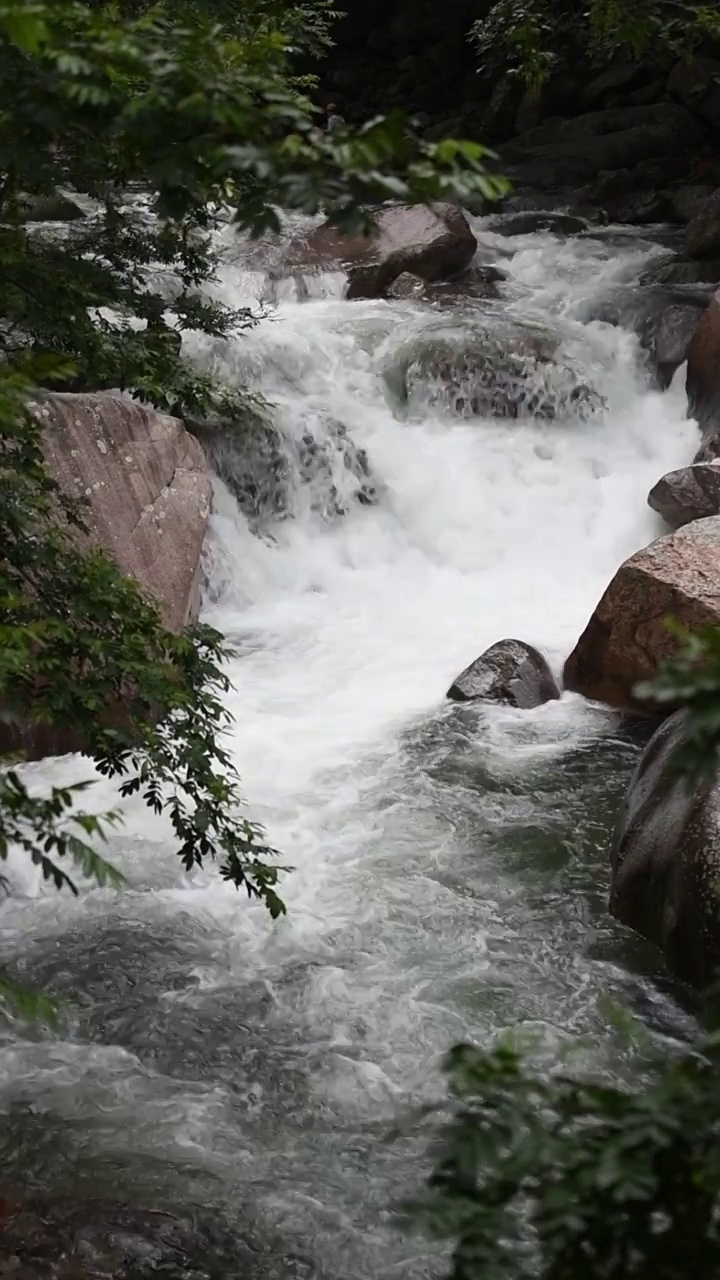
left=0, top=218, right=700, bottom=1277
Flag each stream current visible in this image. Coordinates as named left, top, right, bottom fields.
left=0, top=215, right=704, bottom=1277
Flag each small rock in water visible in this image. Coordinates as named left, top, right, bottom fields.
left=485, top=211, right=588, bottom=237
left=648, top=462, right=720, bottom=527
left=447, top=639, right=561, bottom=709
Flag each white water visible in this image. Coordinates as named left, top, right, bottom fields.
left=0, top=221, right=701, bottom=1277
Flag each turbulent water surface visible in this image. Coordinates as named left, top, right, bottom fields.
left=0, top=216, right=702, bottom=1276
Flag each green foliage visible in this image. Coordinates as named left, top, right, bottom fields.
left=636, top=624, right=720, bottom=782
left=411, top=1033, right=720, bottom=1280
left=472, top=0, right=716, bottom=96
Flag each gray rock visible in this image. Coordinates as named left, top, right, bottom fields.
left=640, top=257, right=720, bottom=287
left=611, top=709, right=720, bottom=987
left=16, top=191, right=85, bottom=222
left=447, top=638, right=560, bottom=708
left=204, top=417, right=378, bottom=525
left=485, top=210, right=587, bottom=237
left=389, top=319, right=605, bottom=422
left=385, top=272, right=428, bottom=300
left=687, top=189, right=720, bottom=259
left=648, top=302, right=707, bottom=390
left=648, top=462, right=720, bottom=527
left=286, top=203, right=477, bottom=300
left=686, top=287, right=720, bottom=431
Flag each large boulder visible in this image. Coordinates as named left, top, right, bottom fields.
left=686, top=188, right=720, bottom=259
left=611, top=710, right=720, bottom=987
left=648, top=462, right=720, bottom=528
left=447, top=639, right=560, bottom=708
left=32, top=393, right=210, bottom=631
left=287, top=203, right=477, bottom=300
left=686, top=287, right=720, bottom=432
left=386, top=319, right=605, bottom=422
left=564, top=517, right=720, bottom=712
left=16, top=191, right=85, bottom=222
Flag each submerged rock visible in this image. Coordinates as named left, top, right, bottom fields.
left=564, top=517, right=720, bottom=712
left=648, top=462, right=720, bottom=527
left=204, top=416, right=378, bottom=525
left=447, top=639, right=560, bottom=708
left=286, top=202, right=477, bottom=300
left=387, top=319, right=605, bottom=422
left=611, top=710, right=720, bottom=987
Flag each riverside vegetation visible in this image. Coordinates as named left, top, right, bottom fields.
left=4, top=1, right=720, bottom=1278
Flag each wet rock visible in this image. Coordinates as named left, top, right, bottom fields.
left=686, top=189, right=720, bottom=259
left=575, top=285, right=707, bottom=389
left=205, top=417, right=378, bottom=525
left=388, top=319, right=605, bottom=422
left=686, top=287, right=720, bottom=431
left=16, top=192, right=85, bottom=222
left=647, top=301, right=707, bottom=390
left=385, top=272, right=428, bottom=300
left=564, top=517, right=720, bottom=713
left=484, top=210, right=588, bottom=237
left=0, top=1190, right=256, bottom=1280
left=286, top=203, right=476, bottom=300
left=648, top=463, right=720, bottom=527
left=639, top=257, right=720, bottom=287
left=447, top=639, right=560, bottom=709
left=611, top=709, right=720, bottom=987
left=33, top=393, right=209, bottom=632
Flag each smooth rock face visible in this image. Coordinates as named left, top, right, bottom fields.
left=33, top=393, right=210, bottom=631
left=611, top=710, right=720, bottom=988
left=447, top=639, right=560, bottom=708
left=648, top=463, right=720, bottom=528
left=287, top=203, right=477, bottom=299
left=564, top=518, right=720, bottom=712
left=686, top=188, right=720, bottom=259
left=686, top=287, right=720, bottom=432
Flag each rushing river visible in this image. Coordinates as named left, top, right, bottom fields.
left=0, top=216, right=703, bottom=1276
